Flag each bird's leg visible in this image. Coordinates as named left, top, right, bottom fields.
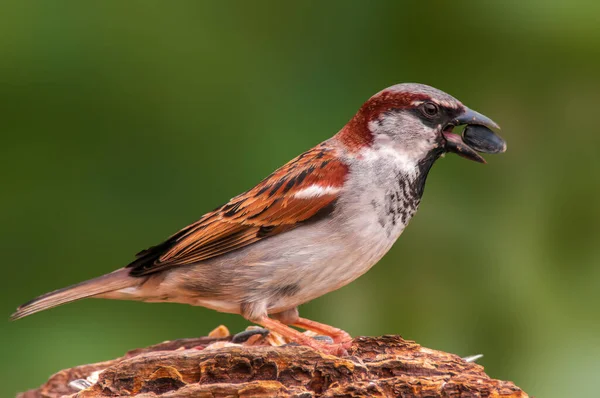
left=271, top=307, right=352, bottom=347
left=254, top=316, right=347, bottom=356
left=292, top=317, right=352, bottom=345
left=242, top=304, right=348, bottom=355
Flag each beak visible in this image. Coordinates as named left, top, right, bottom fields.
left=442, top=107, right=501, bottom=164
left=452, top=108, right=500, bottom=130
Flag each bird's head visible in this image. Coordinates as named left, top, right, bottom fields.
left=337, top=83, right=502, bottom=164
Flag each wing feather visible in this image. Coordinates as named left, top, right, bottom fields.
left=127, top=144, right=348, bottom=276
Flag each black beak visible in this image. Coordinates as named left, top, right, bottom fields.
left=442, top=107, right=502, bottom=164
left=452, top=108, right=500, bottom=130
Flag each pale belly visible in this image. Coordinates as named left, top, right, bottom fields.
left=172, top=223, right=401, bottom=315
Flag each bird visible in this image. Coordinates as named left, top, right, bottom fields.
left=11, top=83, right=503, bottom=356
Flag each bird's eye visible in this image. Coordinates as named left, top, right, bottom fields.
left=421, top=102, right=439, bottom=118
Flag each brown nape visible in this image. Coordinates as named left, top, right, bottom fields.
left=335, top=90, right=430, bottom=151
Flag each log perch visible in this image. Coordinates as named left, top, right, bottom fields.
left=18, top=328, right=529, bottom=397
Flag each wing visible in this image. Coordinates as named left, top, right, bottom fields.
left=127, top=144, right=349, bottom=276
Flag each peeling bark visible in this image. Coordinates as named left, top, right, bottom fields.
left=18, top=330, right=528, bottom=398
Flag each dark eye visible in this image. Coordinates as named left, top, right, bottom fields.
left=421, top=102, right=439, bottom=118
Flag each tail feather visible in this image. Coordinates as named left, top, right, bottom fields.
left=10, top=268, right=135, bottom=321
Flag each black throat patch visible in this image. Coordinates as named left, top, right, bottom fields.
left=381, top=148, right=442, bottom=233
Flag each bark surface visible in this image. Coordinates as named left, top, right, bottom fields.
left=18, top=330, right=528, bottom=398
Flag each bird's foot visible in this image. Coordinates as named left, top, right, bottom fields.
left=284, top=334, right=349, bottom=356
left=310, top=341, right=349, bottom=357
left=292, top=317, right=353, bottom=345
left=256, top=316, right=351, bottom=356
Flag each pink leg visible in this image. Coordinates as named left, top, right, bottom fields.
left=256, top=316, right=347, bottom=356
left=292, top=317, right=352, bottom=345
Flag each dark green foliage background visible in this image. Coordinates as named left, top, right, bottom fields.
left=2, top=2, right=599, bottom=397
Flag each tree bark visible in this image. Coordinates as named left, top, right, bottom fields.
left=18, top=327, right=528, bottom=398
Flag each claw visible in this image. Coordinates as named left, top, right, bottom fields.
left=312, top=335, right=335, bottom=344
left=321, top=342, right=349, bottom=357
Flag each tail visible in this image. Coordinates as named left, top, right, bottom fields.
left=10, top=268, right=137, bottom=321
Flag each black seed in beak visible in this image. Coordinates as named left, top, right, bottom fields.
left=462, top=125, right=507, bottom=154
left=443, top=131, right=486, bottom=163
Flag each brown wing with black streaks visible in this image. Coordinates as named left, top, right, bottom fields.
left=127, top=144, right=349, bottom=276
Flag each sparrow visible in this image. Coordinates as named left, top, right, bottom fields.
left=11, top=83, right=504, bottom=356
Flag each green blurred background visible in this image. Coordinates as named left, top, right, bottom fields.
left=2, top=1, right=599, bottom=396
